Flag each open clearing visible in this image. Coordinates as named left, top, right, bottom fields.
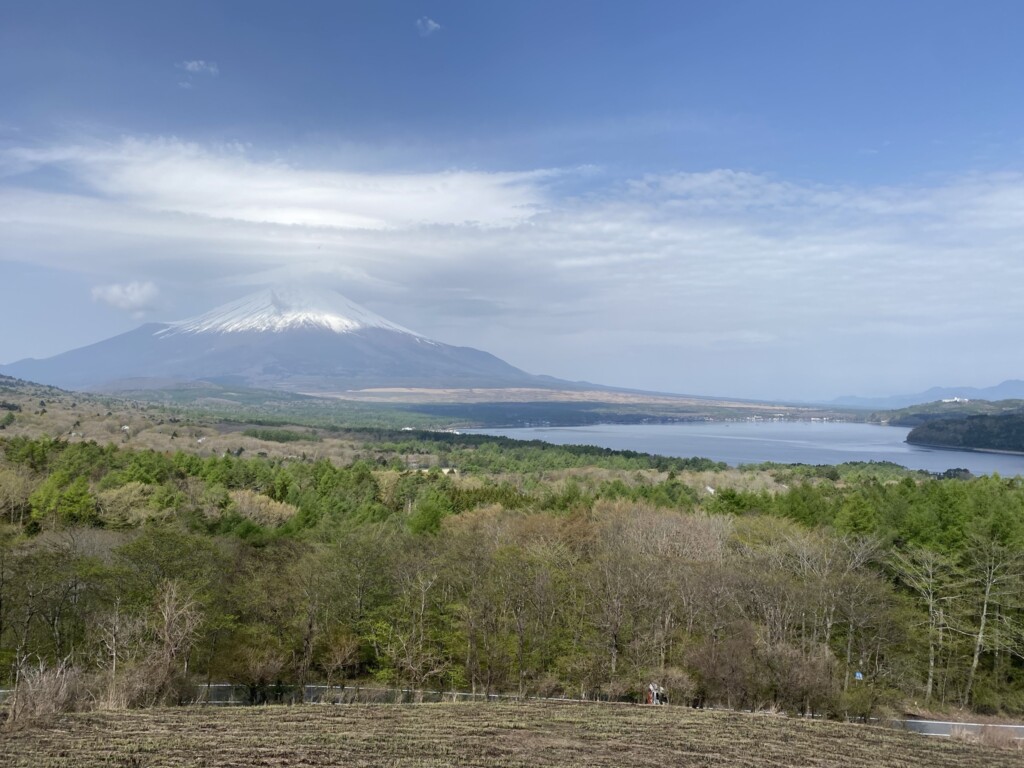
left=1, top=702, right=1019, bottom=768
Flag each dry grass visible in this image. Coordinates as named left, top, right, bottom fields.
left=0, top=389, right=368, bottom=464
left=1, top=701, right=1019, bottom=768
left=950, top=724, right=1023, bottom=751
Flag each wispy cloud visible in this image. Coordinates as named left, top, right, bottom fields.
left=176, top=60, right=219, bottom=89
left=3, top=138, right=550, bottom=229
left=91, top=281, right=160, bottom=315
left=4, top=136, right=1024, bottom=397
left=416, top=17, right=441, bottom=37
left=178, top=60, right=219, bottom=76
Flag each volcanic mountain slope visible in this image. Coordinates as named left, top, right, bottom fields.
left=1, top=287, right=574, bottom=393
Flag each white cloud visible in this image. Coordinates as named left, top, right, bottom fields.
left=91, top=281, right=160, bottom=314
left=416, top=17, right=441, bottom=37
left=178, top=60, right=219, bottom=76
left=2, top=138, right=550, bottom=229
left=4, top=136, right=1024, bottom=397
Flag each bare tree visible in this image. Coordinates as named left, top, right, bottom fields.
left=890, top=546, right=958, bottom=703
left=321, top=629, right=360, bottom=698
left=149, top=579, right=203, bottom=703
left=95, top=597, right=146, bottom=708
left=959, top=535, right=1023, bottom=705
left=0, top=467, right=35, bottom=526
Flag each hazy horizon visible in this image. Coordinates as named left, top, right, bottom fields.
left=3, top=1, right=1024, bottom=402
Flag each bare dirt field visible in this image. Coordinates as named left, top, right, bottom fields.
left=1, top=702, right=1018, bottom=768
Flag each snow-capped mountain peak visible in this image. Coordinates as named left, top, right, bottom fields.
left=0, top=284, right=564, bottom=392
left=159, top=287, right=420, bottom=337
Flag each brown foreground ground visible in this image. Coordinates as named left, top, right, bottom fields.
left=1, top=702, right=1020, bottom=768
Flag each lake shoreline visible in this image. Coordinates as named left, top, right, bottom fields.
left=468, top=421, right=1024, bottom=477
left=905, top=440, right=1024, bottom=457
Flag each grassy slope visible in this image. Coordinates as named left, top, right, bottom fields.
left=1, top=703, right=1018, bottom=768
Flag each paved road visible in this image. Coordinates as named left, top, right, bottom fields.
left=896, top=719, right=1024, bottom=739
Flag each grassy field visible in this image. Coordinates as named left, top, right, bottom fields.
left=1, top=702, right=1019, bottom=768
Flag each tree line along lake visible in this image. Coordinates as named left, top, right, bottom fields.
left=466, top=420, right=1024, bottom=476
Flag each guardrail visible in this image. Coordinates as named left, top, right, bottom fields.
left=895, top=718, right=1024, bottom=740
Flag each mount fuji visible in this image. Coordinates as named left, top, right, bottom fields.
left=0, top=287, right=575, bottom=394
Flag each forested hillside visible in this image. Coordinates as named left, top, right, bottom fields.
left=2, top=421, right=1024, bottom=720
left=882, top=398, right=1024, bottom=428
left=908, top=413, right=1024, bottom=454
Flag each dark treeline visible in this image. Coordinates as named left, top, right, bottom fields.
left=371, top=430, right=728, bottom=473
left=1, top=435, right=1023, bottom=719
left=908, top=413, right=1024, bottom=453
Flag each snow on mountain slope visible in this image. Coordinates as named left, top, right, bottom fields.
left=160, top=287, right=420, bottom=337
left=0, top=285, right=571, bottom=392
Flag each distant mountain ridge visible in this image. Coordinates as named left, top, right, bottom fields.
left=833, top=380, right=1024, bottom=410
left=0, top=287, right=585, bottom=394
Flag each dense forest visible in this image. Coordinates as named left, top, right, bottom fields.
left=2, top=425, right=1024, bottom=723
left=908, top=413, right=1024, bottom=454
left=877, top=396, right=1024, bottom=453
left=881, top=399, right=1024, bottom=427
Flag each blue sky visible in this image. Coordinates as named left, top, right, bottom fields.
left=3, top=1, right=1024, bottom=400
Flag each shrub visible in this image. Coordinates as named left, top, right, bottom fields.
left=228, top=489, right=298, bottom=527
left=4, top=657, right=82, bottom=728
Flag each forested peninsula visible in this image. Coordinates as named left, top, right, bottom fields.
left=907, top=413, right=1024, bottom=454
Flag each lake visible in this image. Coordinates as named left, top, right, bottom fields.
left=465, top=421, right=1024, bottom=476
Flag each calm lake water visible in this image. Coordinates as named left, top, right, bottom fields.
left=466, top=421, right=1024, bottom=477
